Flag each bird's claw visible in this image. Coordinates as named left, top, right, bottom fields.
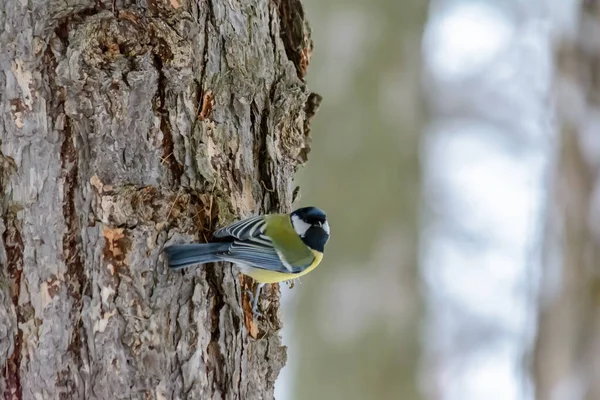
left=251, top=307, right=263, bottom=320
left=244, top=285, right=264, bottom=320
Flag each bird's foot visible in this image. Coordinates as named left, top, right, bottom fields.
left=286, top=278, right=302, bottom=289
left=244, top=283, right=265, bottom=320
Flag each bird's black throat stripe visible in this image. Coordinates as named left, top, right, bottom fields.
left=301, top=226, right=328, bottom=253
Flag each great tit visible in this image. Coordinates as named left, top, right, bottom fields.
left=164, top=206, right=330, bottom=315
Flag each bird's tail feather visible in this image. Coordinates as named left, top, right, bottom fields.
left=164, top=243, right=229, bottom=270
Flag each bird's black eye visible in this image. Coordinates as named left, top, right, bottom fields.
left=307, top=217, right=324, bottom=227
left=292, top=206, right=327, bottom=228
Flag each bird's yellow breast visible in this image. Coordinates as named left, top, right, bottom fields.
left=242, top=250, right=323, bottom=284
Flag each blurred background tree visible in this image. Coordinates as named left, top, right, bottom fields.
left=277, top=0, right=600, bottom=399
left=533, top=1, right=600, bottom=399
left=286, top=0, right=428, bottom=399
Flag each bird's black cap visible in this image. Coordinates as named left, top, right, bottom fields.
left=291, top=206, right=327, bottom=224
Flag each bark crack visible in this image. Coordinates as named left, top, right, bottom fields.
left=153, top=51, right=184, bottom=186
left=61, top=116, right=86, bottom=304
left=205, top=265, right=227, bottom=396
left=203, top=0, right=214, bottom=80
left=49, top=18, right=90, bottom=392
left=254, top=82, right=280, bottom=211
left=188, top=0, right=213, bottom=181
left=2, top=209, right=24, bottom=400
left=274, top=0, right=312, bottom=79
left=60, top=116, right=90, bottom=395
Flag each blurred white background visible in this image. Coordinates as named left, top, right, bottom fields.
left=275, top=0, right=596, bottom=399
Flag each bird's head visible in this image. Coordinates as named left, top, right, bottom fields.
left=290, top=206, right=330, bottom=252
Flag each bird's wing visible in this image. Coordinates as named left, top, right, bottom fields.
left=213, top=215, right=266, bottom=240
left=221, top=235, right=309, bottom=274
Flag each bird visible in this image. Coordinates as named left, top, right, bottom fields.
left=163, top=206, right=330, bottom=317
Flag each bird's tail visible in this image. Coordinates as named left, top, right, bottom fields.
left=163, top=243, right=230, bottom=270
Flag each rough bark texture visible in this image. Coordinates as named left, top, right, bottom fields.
left=533, top=2, right=600, bottom=399
left=0, top=0, right=319, bottom=398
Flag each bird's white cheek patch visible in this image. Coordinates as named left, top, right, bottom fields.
left=291, top=215, right=311, bottom=237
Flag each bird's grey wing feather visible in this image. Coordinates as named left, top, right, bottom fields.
left=213, top=215, right=266, bottom=240
left=222, top=235, right=306, bottom=274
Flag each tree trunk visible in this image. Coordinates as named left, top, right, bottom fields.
left=533, top=2, right=600, bottom=399
left=0, top=0, right=318, bottom=398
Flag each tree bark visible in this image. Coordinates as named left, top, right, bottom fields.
left=0, top=0, right=318, bottom=398
left=533, top=2, right=600, bottom=399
